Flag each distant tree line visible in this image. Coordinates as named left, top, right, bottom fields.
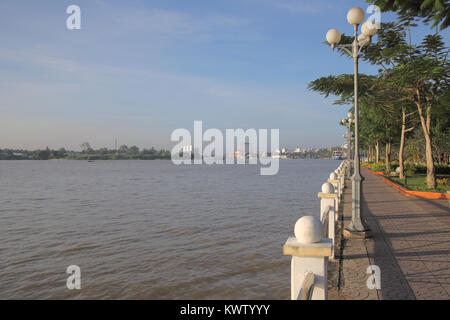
left=289, top=148, right=334, bottom=159
left=0, top=143, right=171, bottom=160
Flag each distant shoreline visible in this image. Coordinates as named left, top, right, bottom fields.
left=0, top=157, right=336, bottom=161
left=0, top=157, right=171, bottom=161
left=1, top=146, right=337, bottom=161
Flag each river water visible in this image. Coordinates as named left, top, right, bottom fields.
left=0, top=159, right=339, bottom=299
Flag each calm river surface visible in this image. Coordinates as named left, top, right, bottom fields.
left=0, top=159, right=339, bottom=299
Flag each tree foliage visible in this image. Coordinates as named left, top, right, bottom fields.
left=366, top=0, right=450, bottom=30
left=309, top=15, right=449, bottom=189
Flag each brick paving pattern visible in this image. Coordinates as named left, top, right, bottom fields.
left=333, top=168, right=450, bottom=300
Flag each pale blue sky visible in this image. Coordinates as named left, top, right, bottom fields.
left=0, top=0, right=447, bottom=150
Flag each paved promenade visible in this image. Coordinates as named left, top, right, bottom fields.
left=334, top=167, right=450, bottom=300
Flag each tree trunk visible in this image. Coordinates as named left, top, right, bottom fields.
left=415, top=91, right=436, bottom=189
left=424, top=131, right=436, bottom=188
left=424, top=132, right=436, bottom=188
left=385, top=141, right=391, bottom=173
left=375, top=140, right=380, bottom=163
left=399, top=109, right=406, bottom=179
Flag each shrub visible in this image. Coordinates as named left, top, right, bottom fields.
left=391, top=162, right=399, bottom=171
left=436, top=164, right=450, bottom=174
left=367, top=162, right=449, bottom=174
left=370, top=163, right=386, bottom=172
left=412, top=163, right=427, bottom=174
left=408, top=163, right=450, bottom=174
left=404, top=162, right=415, bottom=176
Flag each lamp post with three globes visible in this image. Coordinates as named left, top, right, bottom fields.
left=326, top=7, right=377, bottom=235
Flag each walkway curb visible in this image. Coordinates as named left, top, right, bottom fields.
left=364, top=166, right=450, bottom=200
left=380, top=176, right=450, bottom=200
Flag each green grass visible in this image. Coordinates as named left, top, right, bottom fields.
left=390, top=174, right=450, bottom=193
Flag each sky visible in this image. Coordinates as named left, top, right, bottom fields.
left=0, top=0, right=448, bottom=151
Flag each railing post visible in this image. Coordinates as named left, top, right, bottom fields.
left=327, top=172, right=340, bottom=212
left=319, top=183, right=335, bottom=220
left=343, top=160, right=350, bottom=178
left=318, top=182, right=337, bottom=260
left=335, top=168, right=345, bottom=194
left=335, top=169, right=343, bottom=198
left=283, top=216, right=332, bottom=300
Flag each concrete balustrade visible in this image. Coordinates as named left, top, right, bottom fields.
left=335, top=168, right=345, bottom=196
left=341, top=160, right=348, bottom=178
left=334, top=170, right=343, bottom=196
left=318, top=183, right=336, bottom=260
left=327, top=172, right=341, bottom=213
left=283, top=162, right=347, bottom=300
left=331, top=172, right=341, bottom=196
left=283, top=216, right=332, bottom=300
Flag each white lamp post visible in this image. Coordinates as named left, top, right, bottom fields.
left=326, top=7, right=377, bottom=235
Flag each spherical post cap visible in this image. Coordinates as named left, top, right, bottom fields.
left=294, top=216, right=323, bottom=244
left=321, top=182, right=334, bottom=193
left=329, top=172, right=337, bottom=180
left=347, top=7, right=365, bottom=25
left=326, top=28, right=341, bottom=45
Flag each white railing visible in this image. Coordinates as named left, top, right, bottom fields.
left=283, top=160, right=349, bottom=300
left=321, top=204, right=336, bottom=260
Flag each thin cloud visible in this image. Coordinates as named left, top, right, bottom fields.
left=258, top=0, right=336, bottom=14
left=111, top=7, right=250, bottom=40
left=0, top=49, right=302, bottom=114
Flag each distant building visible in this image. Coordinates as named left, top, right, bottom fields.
left=182, top=145, right=193, bottom=153
left=12, top=152, right=25, bottom=157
